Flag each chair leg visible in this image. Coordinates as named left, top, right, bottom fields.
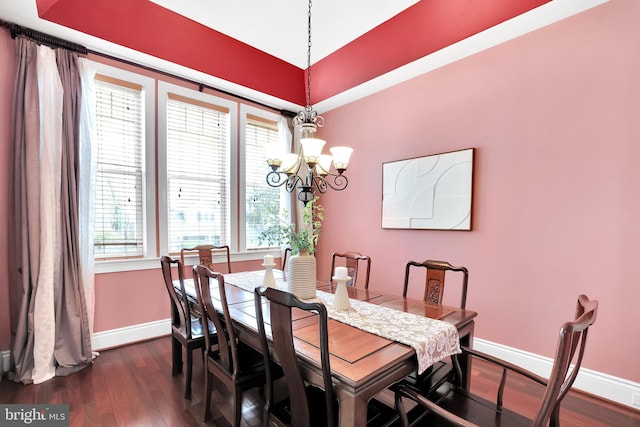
left=233, top=385, right=242, bottom=427
left=550, top=405, right=561, bottom=427
left=171, top=336, right=182, bottom=375
left=395, top=390, right=410, bottom=427
left=184, top=348, right=193, bottom=399
left=203, top=370, right=212, bottom=422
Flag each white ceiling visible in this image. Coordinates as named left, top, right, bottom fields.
left=149, top=0, right=420, bottom=68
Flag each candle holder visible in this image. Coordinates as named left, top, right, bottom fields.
left=262, top=255, right=276, bottom=288
left=332, top=275, right=351, bottom=310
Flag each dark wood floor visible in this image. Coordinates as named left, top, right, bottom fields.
left=0, top=336, right=638, bottom=426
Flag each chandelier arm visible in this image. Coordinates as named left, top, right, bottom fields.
left=312, top=173, right=348, bottom=192
left=285, top=175, right=302, bottom=194
left=266, top=171, right=303, bottom=192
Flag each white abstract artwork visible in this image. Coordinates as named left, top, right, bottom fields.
left=382, top=148, right=473, bottom=230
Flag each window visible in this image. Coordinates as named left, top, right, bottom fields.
left=158, top=83, right=288, bottom=256
left=91, top=73, right=286, bottom=271
left=241, top=106, right=286, bottom=250
left=92, top=64, right=155, bottom=262
left=165, top=93, right=231, bottom=252
left=158, top=82, right=238, bottom=255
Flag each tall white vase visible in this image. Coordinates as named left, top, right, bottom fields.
left=287, top=249, right=316, bottom=299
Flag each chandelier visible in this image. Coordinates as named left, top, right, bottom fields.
left=265, top=0, right=353, bottom=205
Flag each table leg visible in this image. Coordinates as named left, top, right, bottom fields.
left=336, top=393, right=368, bottom=427
left=458, top=321, right=475, bottom=390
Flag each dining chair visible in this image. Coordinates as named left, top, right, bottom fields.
left=329, top=251, right=371, bottom=288
left=399, top=260, right=469, bottom=395
left=160, top=255, right=216, bottom=399
left=254, top=286, right=336, bottom=427
left=394, top=294, right=599, bottom=427
left=403, top=260, right=468, bottom=309
left=180, top=244, right=232, bottom=277
left=281, top=247, right=292, bottom=270
left=192, top=264, right=268, bottom=426
left=254, top=287, right=397, bottom=427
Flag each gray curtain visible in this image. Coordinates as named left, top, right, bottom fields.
left=54, top=49, right=93, bottom=376
left=8, top=37, right=93, bottom=383
left=8, top=36, right=41, bottom=384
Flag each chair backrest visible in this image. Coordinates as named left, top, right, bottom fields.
left=330, top=251, right=371, bottom=288
left=180, top=244, right=232, bottom=276
left=534, top=294, right=598, bottom=426
left=193, top=265, right=240, bottom=375
left=403, top=260, right=468, bottom=309
left=254, top=287, right=335, bottom=427
left=281, top=247, right=292, bottom=270
left=160, top=255, right=193, bottom=336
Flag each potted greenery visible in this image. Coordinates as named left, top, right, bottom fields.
left=258, top=196, right=324, bottom=255
left=259, top=196, right=324, bottom=298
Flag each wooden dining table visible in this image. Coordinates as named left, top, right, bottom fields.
left=177, top=270, right=477, bottom=427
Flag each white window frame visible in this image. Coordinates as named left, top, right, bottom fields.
left=92, top=61, right=157, bottom=274
left=157, top=81, right=240, bottom=257
left=238, top=104, right=287, bottom=253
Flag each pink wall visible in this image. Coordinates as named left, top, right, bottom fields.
left=1, top=0, right=638, bottom=386
left=316, top=0, right=640, bottom=382
left=92, top=259, right=263, bottom=333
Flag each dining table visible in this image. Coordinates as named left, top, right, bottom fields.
left=176, top=269, right=477, bottom=427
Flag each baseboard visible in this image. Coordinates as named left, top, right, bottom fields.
left=91, top=318, right=172, bottom=351
left=0, top=320, right=171, bottom=379
left=474, top=338, right=640, bottom=410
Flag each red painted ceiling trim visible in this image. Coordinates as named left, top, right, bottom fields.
left=310, top=0, right=552, bottom=104
left=34, top=0, right=60, bottom=16
left=35, top=0, right=550, bottom=107
left=36, top=0, right=306, bottom=106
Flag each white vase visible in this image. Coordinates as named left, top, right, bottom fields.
left=287, top=249, right=316, bottom=299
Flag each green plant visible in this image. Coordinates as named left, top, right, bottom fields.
left=258, top=196, right=324, bottom=255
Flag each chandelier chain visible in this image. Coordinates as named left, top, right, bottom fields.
left=265, top=0, right=351, bottom=205
left=306, top=0, right=312, bottom=108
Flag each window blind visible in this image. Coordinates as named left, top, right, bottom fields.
left=245, top=115, right=281, bottom=248
left=94, top=76, right=145, bottom=259
left=166, top=95, right=230, bottom=252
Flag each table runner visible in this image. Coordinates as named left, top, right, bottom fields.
left=223, top=271, right=461, bottom=374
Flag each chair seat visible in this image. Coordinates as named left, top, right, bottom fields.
left=409, top=383, right=531, bottom=427
left=270, top=385, right=337, bottom=427
left=188, top=316, right=216, bottom=337
left=172, top=317, right=216, bottom=343
left=269, top=386, right=396, bottom=427
left=207, top=341, right=270, bottom=386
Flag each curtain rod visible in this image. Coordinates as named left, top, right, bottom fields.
left=1, top=19, right=88, bottom=54
left=0, top=20, right=296, bottom=117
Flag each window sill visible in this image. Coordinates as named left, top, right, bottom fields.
left=94, top=249, right=283, bottom=274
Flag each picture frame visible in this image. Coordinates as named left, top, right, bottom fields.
left=382, top=148, right=474, bottom=230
